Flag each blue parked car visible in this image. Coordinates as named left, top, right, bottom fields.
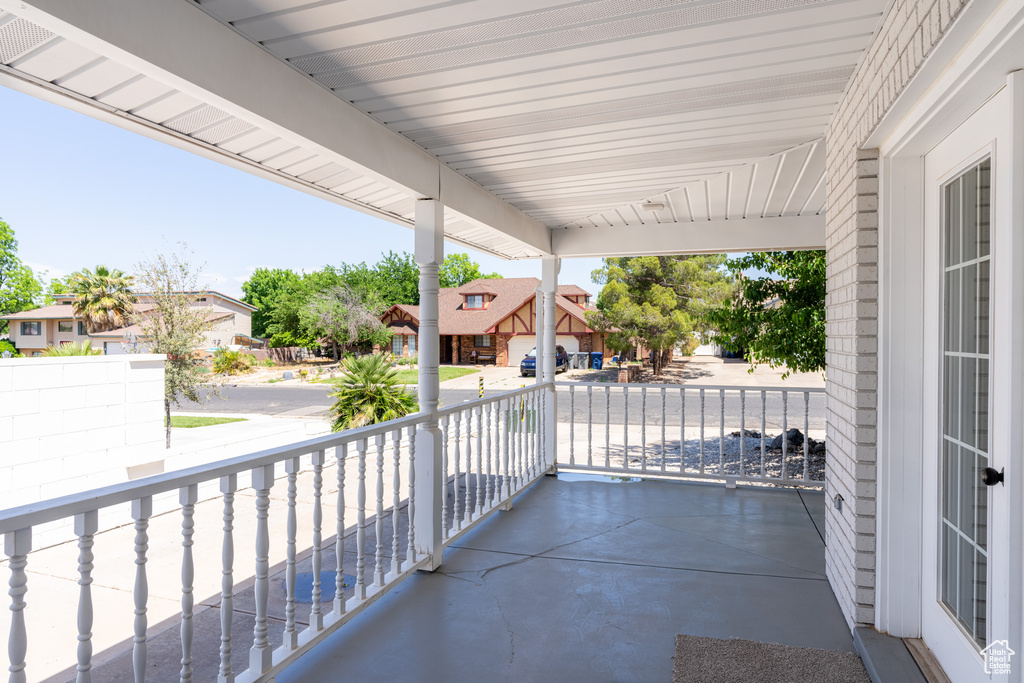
left=520, top=345, right=569, bottom=377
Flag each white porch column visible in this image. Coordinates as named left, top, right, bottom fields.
left=413, top=199, right=445, bottom=570
left=541, top=256, right=560, bottom=467
left=534, top=285, right=545, bottom=385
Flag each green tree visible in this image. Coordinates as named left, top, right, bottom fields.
left=704, top=251, right=825, bottom=378
left=299, top=284, right=390, bottom=359
left=241, top=267, right=301, bottom=338
left=328, top=353, right=418, bottom=431
left=0, top=220, right=43, bottom=334
left=586, top=255, right=733, bottom=374
left=439, top=253, right=503, bottom=288
left=266, top=267, right=342, bottom=348
left=132, top=245, right=221, bottom=448
left=70, top=265, right=137, bottom=333
left=370, top=251, right=419, bottom=306
left=43, top=274, right=74, bottom=305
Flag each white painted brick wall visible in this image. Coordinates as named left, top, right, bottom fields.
left=824, top=0, right=968, bottom=630
left=1, top=355, right=166, bottom=513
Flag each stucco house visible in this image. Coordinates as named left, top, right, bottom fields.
left=380, top=277, right=607, bottom=365
left=1, top=291, right=256, bottom=355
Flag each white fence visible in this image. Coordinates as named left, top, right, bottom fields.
left=0, top=384, right=552, bottom=683
left=557, top=382, right=826, bottom=487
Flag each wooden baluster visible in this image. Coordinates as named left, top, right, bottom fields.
left=310, top=449, right=325, bottom=631
left=5, top=528, right=31, bottom=683
left=623, top=387, right=629, bottom=469
left=740, top=391, right=747, bottom=477
left=661, top=388, right=667, bottom=473
left=283, top=458, right=299, bottom=651
left=441, top=416, right=450, bottom=539
left=475, top=406, right=484, bottom=514
left=502, top=399, right=511, bottom=497
left=131, top=498, right=151, bottom=683
left=804, top=392, right=811, bottom=481
left=587, top=386, right=593, bottom=467
left=761, top=391, right=767, bottom=478
left=605, top=387, right=611, bottom=469
left=374, top=435, right=386, bottom=587
left=464, top=408, right=473, bottom=524
left=453, top=413, right=462, bottom=530
left=335, top=444, right=347, bottom=615
left=569, top=385, right=575, bottom=466
left=391, top=430, right=402, bottom=576
left=406, top=425, right=417, bottom=565
left=680, top=389, right=685, bottom=473
left=782, top=391, right=789, bottom=481
left=355, top=439, right=367, bottom=600
left=250, top=464, right=274, bottom=674
left=719, top=390, right=726, bottom=476
left=180, top=484, right=198, bottom=683
left=641, top=387, right=647, bottom=473
left=218, top=476, right=236, bottom=683
left=75, top=510, right=98, bottom=683
left=699, top=389, right=706, bottom=475
left=485, top=402, right=494, bottom=506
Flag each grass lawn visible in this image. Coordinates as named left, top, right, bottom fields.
left=170, top=416, right=248, bottom=429
left=392, top=367, right=479, bottom=384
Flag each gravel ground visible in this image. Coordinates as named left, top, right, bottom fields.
left=568, top=432, right=825, bottom=483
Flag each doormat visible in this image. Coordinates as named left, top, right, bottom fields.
left=673, top=635, right=870, bottom=683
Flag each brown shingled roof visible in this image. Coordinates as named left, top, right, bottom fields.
left=380, top=278, right=596, bottom=335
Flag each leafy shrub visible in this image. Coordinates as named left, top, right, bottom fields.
left=328, top=353, right=418, bottom=432
left=213, top=347, right=254, bottom=375
left=269, top=331, right=317, bottom=348
left=41, top=341, right=102, bottom=357
left=395, top=355, right=419, bottom=366
left=258, top=358, right=276, bottom=367
left=0, top=340, right=22, bottom=357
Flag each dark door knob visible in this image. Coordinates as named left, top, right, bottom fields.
left=981, top=467, right=1004, bottom=486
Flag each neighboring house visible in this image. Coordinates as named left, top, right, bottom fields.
left=380, top=278, right=607, bottom=366
left=0, top=291, right=256, bottom=356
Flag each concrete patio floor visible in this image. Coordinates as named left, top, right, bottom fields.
left=275, top=474, right=852, bottom=683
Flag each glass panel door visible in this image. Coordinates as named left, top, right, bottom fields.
left=940, top=158, right=991, bottom=646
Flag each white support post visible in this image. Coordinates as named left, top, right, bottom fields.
left=541, top=256, right=560, bottom=466
left=414, top=198, right=445, bottom=571
left=534, top=285, right=545, bottom=385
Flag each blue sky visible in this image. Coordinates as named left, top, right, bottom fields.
left=0, top=85, right=607, bottom=299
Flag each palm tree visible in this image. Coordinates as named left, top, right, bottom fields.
left=70, top=265, right=136, bottom=333
left=328, top=353, right=418, bottom=432
left=41, top=340, right=102, bottom=356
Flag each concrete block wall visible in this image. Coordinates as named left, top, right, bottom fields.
left=0, top=355, right=165, bottom=510
left=824, top=0, right=968, bottom=629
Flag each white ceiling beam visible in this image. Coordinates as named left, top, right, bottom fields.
left=550, top=215, right=824, bottom=258
left=1, top=0, right=552, bottom=256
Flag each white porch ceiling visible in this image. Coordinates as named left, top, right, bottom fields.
left=0, top=0, right=887, bottom=259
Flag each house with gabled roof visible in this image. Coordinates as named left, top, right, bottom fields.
left=1, top=291, right=256, bottom=356
left=380, top=277, right=607, bottom=366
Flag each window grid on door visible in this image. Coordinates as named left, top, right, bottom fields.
left=940, top=158, right=991, bottom=648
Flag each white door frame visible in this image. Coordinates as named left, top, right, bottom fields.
left=872, top=1, right=1024, bottom=676
left=872, top=0, right=1024, bottom=651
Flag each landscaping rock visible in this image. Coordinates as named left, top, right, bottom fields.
left=282, top=371, right=294, bottom=381
left=769, top=428, right=804, bottom=450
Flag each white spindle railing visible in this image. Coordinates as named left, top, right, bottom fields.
left=0, top=383, right=553, bottom=683
left=557, top=382, right=825, bottom=488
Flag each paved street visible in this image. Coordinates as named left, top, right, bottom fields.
left=181, top=358, right=826, bottom=432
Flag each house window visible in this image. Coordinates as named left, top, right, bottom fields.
left=466, top=295, right=484, bottom=309
left=392, top=336, right=404, bottom=355
left=408, top=335, right=417, bottom=354
left=78, top=321, right=87, bottom=336
left=58, top=321, right=73, bottom=333
left=475, top=335, right=491, bottom=348
left=20, top=321, right=40, bottom=336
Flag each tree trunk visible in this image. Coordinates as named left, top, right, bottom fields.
left=165, top=398, right=171, bottom=449
left=333, top=340, right=339, bottom=361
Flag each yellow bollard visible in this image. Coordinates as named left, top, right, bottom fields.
left=479, top=375, right=484, bottom=398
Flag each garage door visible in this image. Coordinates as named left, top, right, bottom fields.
left=505, top=335, right=580, bottom=366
